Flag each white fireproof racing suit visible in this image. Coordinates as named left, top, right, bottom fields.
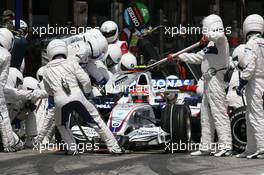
left=179, top=31, right=232, bottom=152
left=34, top=84, right=55, bottom=144
left=42, top=57, right=119, bottom=152
left=240, top=35, right=264, bottom=155
left=0, top=46, right=18, bottom=151
left=4, top=83, right=48, bottom=147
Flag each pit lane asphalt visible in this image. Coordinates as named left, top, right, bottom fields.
left=0, top=149, right=264, bottom=175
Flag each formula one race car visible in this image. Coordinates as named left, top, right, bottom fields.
left=70, top=71, right=201, bottom=152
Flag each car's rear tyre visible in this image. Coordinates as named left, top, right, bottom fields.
left=161, top=104, right=172, bottom=133
left=230, top=106, right=247, bottom=153
left=161, top=104, right=192, bottom=152
left=190, top=113, right=201, bottom=143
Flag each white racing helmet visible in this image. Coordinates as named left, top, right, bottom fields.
left=232, top=44, right=246, bottom=62
left=46, top=39, right=68, bottom=61
left=75, top=41, right=91, bottom=64
left=243, top=14, right=264, bottom=38
left=232, top=44, right=246, bottom=70
left=103, top=44, right=122, bottom=68
left=36, top=66, right=45, bottom=82
left=36, top=67, right=46, bottom=90
left=0, top=28, right=14, bottom=52
left=6, top=67, right=24, bottom=89
left=100, top=21, right=119, bottom=43
left=118, top=53, right=137, bottom=71
left=12, top=19, right=28, bottom=37
left=202, top=14, right=224, bottom=33
left=68, top=40, right=91, bottom=64
left=23, top=77, right=40, bottom=91
left=83, top=29, right=108, bottom=60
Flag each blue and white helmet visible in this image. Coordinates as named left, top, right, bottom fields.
left=12, top=19, right=28, bottom=37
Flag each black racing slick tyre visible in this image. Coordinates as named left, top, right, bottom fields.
left=161, top=104, right=172, bottom=133
left=230, top=106, right=247, bottom=153
left=161, top=104, right=192, bottom=152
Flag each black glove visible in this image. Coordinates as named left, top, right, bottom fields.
left=262, top=93, right=264, bottom=110
left=24, top=100, right=37, bottom=111
left=236, top=79, right=248, bottom=96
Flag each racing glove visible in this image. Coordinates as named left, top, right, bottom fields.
left=167, top=54, right=174, bottom=63
left=84, top=93, right=91, bottom=100
left=200, top=35, right=209, bottom=47
left=97, top=78, right=107, bottom=95
left=30, top=89, right=49, bottom=103
left=48, top=96, right=55, bottom=109
left=98, top=78, right=107, bottom=86
left=24, top=100, right=37, bottom=111
left=236, top=78, right=248, bottom=96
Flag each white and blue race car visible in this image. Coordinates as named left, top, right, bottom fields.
left=71, top=71, right=200, bottom=152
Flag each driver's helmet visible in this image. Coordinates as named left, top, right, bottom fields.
left=165, top=75, right=179, bottom=101
left=131, top=87, right=149, bottom=103
left=130, top=90, right=149, bottom=103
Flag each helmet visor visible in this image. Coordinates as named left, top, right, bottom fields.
left=105, top=55, right=116, bottom=68
left=102, top=29, right=117, bottom=38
